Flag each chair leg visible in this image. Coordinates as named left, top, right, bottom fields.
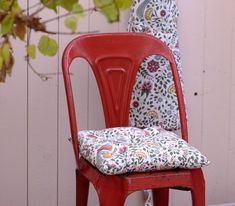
left=97, top=188, right=128, bottom=206
left=76, top=169, right=89, bottom=206
left=152, top=188, right=169, bottom=206
left=191, top=169, right=205, bottom=206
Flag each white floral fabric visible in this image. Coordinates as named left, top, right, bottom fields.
left=128, top=0, right=184, bottom=130
left=78, top=127, right=209, bottom=175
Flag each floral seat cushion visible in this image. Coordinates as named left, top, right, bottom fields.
left=78, top=127, right=209, bottom=175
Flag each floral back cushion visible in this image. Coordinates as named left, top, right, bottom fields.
left=128, top=0, right=184, bottom=130
left=78, top=127, right=210, bottom=175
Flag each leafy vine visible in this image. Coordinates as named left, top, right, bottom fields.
left=0, top=0, right=132, bottom=82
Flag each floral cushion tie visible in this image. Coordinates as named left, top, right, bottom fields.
left=78, top=127, right=209, bottom=175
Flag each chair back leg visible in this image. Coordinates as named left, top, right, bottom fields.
left=152, top=188, right=169, bottom=206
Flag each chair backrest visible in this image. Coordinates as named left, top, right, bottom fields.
left=62, top=32, right=188, bottom=166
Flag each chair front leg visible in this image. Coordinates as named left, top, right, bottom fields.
left=97, top=187, right=128, bottom=206
left=191, top=169, right=205, bottom=206
left=76, top=169, right=89, bottom=206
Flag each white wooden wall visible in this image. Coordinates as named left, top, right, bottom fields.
left=0, top=0, right=235, bottom=205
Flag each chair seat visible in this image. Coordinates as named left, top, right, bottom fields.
left=78, top=156, right=199, bottom=191
left=78, top=127, right=209, bottom=175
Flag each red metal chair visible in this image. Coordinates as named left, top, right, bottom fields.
left=62, top=32, right=205, bottom=206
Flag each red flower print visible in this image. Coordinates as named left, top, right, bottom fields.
left=147, top=60, right=160, bottom=72
left=133, top=101, right=139, bottom=108
left=141, top=81, right=153, bottom=93
left=119, top=146, right=128, bottom=154
left=160, top=10, right=166, bottom=17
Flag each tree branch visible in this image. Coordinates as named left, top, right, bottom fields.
left=30, top=6, right=46, bottom=16
left=0, top=1, right=124, bottom=83
left=27, top=60, right=53, bottom=81
left=0, top=11, right=7, bottom=21
left=42, top=6, right=99, bottom=24
left=42, top=30, right=99, bottom=35
left=21, top=2, right=41, bottom=13
left=27, top=58, right=73, bottom=81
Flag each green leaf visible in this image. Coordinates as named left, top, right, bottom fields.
left=41, top=0, right=58, bottom=11
left=47, top=39, right=58, bottom=56
left=64, top=16, right=78, bottom=33
left=58, top=0, right=77, bottom=11
left=93, top=0, right=113, bottom=7
left=11, top=0, right=22, bottom=14
left=101, top=4, right=119, bottom=22
left=0, top=0, right=13, bottom=11
left=115, top=0, right=132, bottom=10
left=72, top=3, right=84, bottom=18
left=38, top=36, right=49, bottom=55
left=93, top=0, right=119, bottom=22
left=2, top=43, right=11, bottom=64
left=38, top=35, right=58, bottom=56
left=27, top=44, right=36, bottom=59
left=1, top=13, right=14, bottom=35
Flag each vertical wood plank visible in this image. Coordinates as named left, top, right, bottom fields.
left=58, top=1, right=90, bottom=205
left=27, top=2, right=59, bottom=205
left=227, top=0, right=235, bottom=202
left=118, top=10, right=130, bottom=32
left=202, top=0, right=233, bottom=204
left=0, top=1, right=28, bottom=204
left=168, top=0, right=205, bottom=204
left=0, top=43, right=27, bottom=206
left=177, top=0, right=205, bottom=148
